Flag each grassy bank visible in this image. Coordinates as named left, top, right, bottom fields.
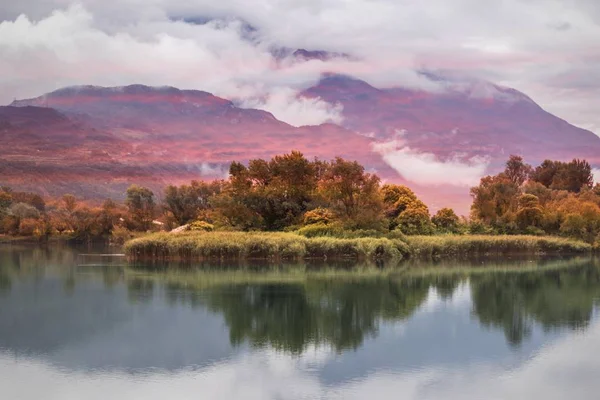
left=124, top=231, right=592, bottom=264
left=406, top=235, right=592, bottom=259
left=125, top=231, right=411, bottom=262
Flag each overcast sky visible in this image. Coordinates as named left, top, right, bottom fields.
left=1, top=0, right=599, bottom=132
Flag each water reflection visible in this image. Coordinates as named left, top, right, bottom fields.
left=471, top=267, right=600, bottom=346
left=1, top=246, right=599, bottom=356
left=1, top=245, right=600, bottom=399
left=199, top=277, right=433, bottom=353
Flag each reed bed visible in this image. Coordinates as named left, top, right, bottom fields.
left=125, top=231, right=592, bottom=264
left=124, top=231, right=410, bottom=262
left=406, top=235, right=591, bottom=259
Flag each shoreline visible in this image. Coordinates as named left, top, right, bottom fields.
left=124, top=231, right=592, bottom=264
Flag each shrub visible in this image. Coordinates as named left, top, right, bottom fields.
left=432, top=208, right=460, bottom=233
left=296, top=223, right=345, bottom=238
left=396, top=206, right=434, bottom=235
left=18, top=218, right=38, bottom=236
left=1, top=216, right=18, bottom=235
left=524, top=226, right=546, bottom=236
left=111, top=225, right=135, bottom=245
left=468, top=219, right=495, bottom=235
left=9, top=202, right=40, bottom=220
left=189, top=220, right=215, bottom=232
left=386, top=229, right=407, bottom=241
left=302, top=208, right=335, bottom=225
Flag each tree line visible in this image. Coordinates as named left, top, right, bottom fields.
left=1, top=151, right=599, bottom=245
left=470, top=155, right=600, bottom=243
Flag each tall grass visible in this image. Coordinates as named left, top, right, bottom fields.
left=124, top=231, right=410, bottom=262
left=125, top=232, right=592, bottom=264
left=296, top=223, right=407, bottom=240
left=407, top=235, right=592, bottom=259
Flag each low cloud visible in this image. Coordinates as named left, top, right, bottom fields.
left=372, top=138, right=490, bottom=187
left=199, top=162, right=229, bottom=179
left=593, top=168, right=600, bottom=184
left=240, top=87, right=343, bottom=127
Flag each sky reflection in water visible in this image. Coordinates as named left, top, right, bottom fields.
left=1, top=245, right=599, bottom=399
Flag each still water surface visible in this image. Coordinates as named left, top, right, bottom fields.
left=1, top=244, right=600, bottom=399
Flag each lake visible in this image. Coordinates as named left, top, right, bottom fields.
left=1, top=244, right=600, bottom=399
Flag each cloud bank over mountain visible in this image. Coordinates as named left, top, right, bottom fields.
left=0, top=0, right=599, bottom=133
left=372, top=137, right=490, bottom=187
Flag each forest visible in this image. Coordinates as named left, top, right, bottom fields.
left=1, top=151, right=599, bottom=250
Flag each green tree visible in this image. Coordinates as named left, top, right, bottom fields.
left=470, top=173, right=519, bottom=227
left=11, top=191, right=45, bottom=211
left=9, top=202, right=40, bottom=223
left=504, top=155, right=532, bottom=186
left=380, top=184, right=423, bottom=219
left=530, top=160, right=560, bottom=187
left=125, top=185, right=155, bottom=231
left=0, top=189, right=12, bottom=212
left=515, top=194, right=543, bottom=230
left=225, top=151, right=318, bottom=230
left=432, top=208, right=460, bottom=233
left=531, top=159, right=593, bottom=193
left=396, top=206, right=434, bottom=235
left=551, top=159, right=594, bottom=192
left=302, top=207, right=335, bottom=226
left=318, top=157, right=383, bottom=229
left=62, top=194, right=77, bottom=213
left=164, top=180, right=222, bottom=226
left=522, top=181, right=552, bottom=205
left=97, top=199, right=122, bottom=236
left=558, top=202, right=600, bottom=242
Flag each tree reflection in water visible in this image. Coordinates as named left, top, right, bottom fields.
left=2, top=244, right=600, bottom=353
left=158, top=259, right=600, bottom=352
left=470, top=263, right=600, bottom=346
left=163, top=275, right=454, bottom=353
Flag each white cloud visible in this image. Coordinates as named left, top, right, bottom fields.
left=0, top=5, right=345, bottom=126
left=4, top=318, right=600, bottom=400
left=1, top=1, right=600, bottom=133
left=593, top=168, right=600, bottom=184
left=199, top=162, right=229, bottom=178
left=372, top=137, right=490, bottom=187
left=240, top=87, right=343, bottom=127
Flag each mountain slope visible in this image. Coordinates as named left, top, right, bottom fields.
left=4, top=86, right=386, bottom=201
left=302, top=74, right=600, bottom=167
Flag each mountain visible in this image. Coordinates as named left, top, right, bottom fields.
left=0, top=105, right=160, bottom=198
left=4, top=76, right=600, bottom=214
left=302, top=74, right=600, bottom=168
left=3, top=85, right=387, bottom=202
